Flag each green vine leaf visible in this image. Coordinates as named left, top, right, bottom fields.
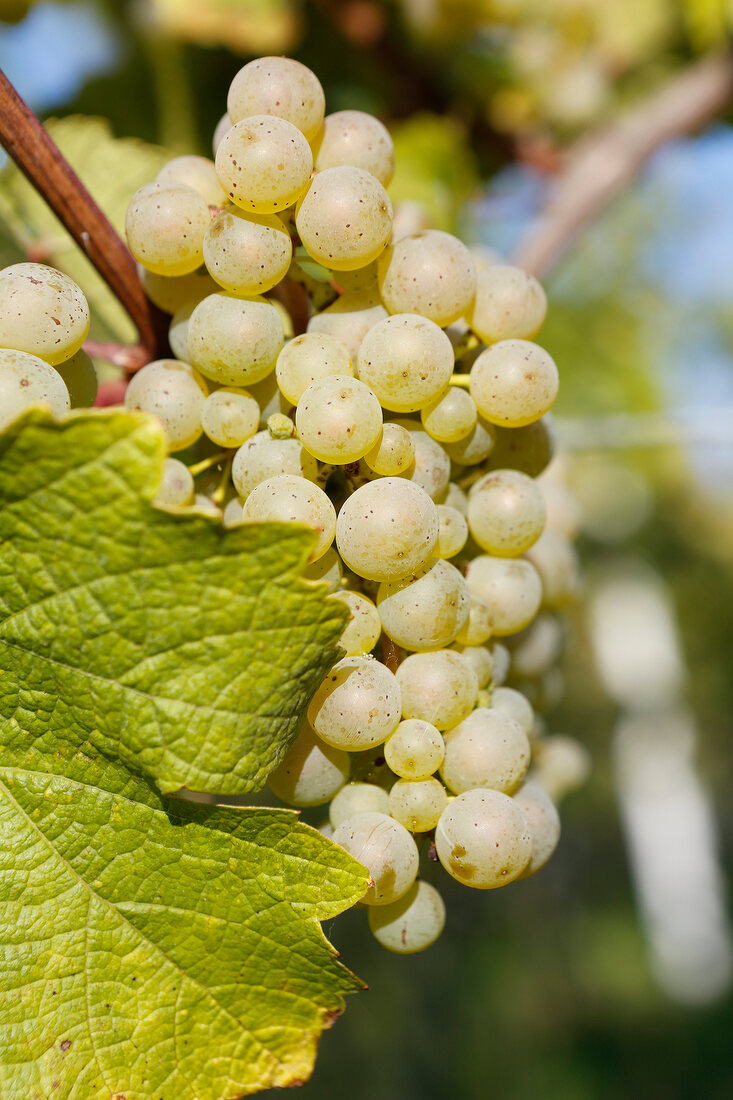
left=0, top=409, right=348, bottom=795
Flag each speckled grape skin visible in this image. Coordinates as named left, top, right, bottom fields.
left=295, top=375, right=382, bottom=463
left=124, top=359, right=208, bottom=452
left=307, top=289, right=388, bottom=361
left=157, top=155, right=227, bottom=206
left=187, top=293, right=284, bottom=385
left=335, top=477, right=439, bottom=582
left=267, top=723, right=350, bottom=808
left=388, top=777, right=448, bottom=832
left=313, top=110, right=395, bottom=186
left=378, top=230, right=476, bottom=327
left=215, top=116, right=313, bottom=213
left=201, top=387, right=260, bottom=447
left=125, top=181, right=210, bottom=277
left=467, top=264, right=547, bottom=344
left=295, top=166, right=393, bottom=271
left=513, top=780, right=561, bottom=877
left=276, top=332, right=354, bottom=405
left=308, top=656, right=402, bottom=750
left=467, top=468, right=546, bottom=556
left=469, top=339, right=559, bottom=428
left=241, top=473, right=336, bottom=561
left=441, top=708, right=531, bottom=795
left=465, top=555, right=543, bottom=637
left=0, top=349, right=70, bottom=429
left=330, top=591, right=382, bottom=656
left=421, top=387, right=477, bottom=443
left=435, top=789, right=532, bottom=889
left=0, top=263, right=89, bottom=365
left=377, top=558, right=470, bottom=652
left=228, top=56, right=325, bottom=141
left=436, top=505, right=469, bottom=559
left=204, top=207, right=292, bottom=296
left=363, top=422, right=415, bottom=476
left=358, top=314, right=454, bottom=413
left=332, top=811, right=418, bottom=906
left=231, top=430, right=318, bottom=498
left=384, top=719, right=445, bottom=779
left=396, top=649, right=478, bottom=731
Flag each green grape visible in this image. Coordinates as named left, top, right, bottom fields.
left=0, top=263, right=89, bottom=365
left=377, top=558, right=470, bottom=652
left=329, top=782, right=390, bottom=828
left=470, top=340, right=559, bottom=427
left=444, top=417, right=496, bottom=466
left=532, top=735, right=590, bottom=803
left=138, top=265, right=218, bottom=315
left=187, top=293, right=284, bottom=385
left=307, top=288, right=388, bottom=360
left=212, top=111, right=232, bottom=155
left=0, top=349, right=70, bottom=429
left=275, top=332, right=354, bottom=406
left=540, top=478, right=580, bottom=540
left=384, top=719, right=445, bottom=779
left=335, top=259, right=379, bottom=292
left=190, top=493, right=222, bottom=518
left=168, top=300, right=196, bottom=362
left=368, top=880, right=446, bottom=954
left=507, top=613, right=563, bottom=678
left=246, top=369, right=291, bottom=425
left=303, top=546, right=342, bottom=592
left=421, top=386, right=477, bottom=443
left=440, top=480, right=468, bottom=515
left=124, top=359, right=208, bottom=451
left=267, top=722, right=350, bottom=807
left=378, top=230, right=476, bottom=326
left=454, top=596, right=493, bottom=646
left=204, top=207, right=292, bottom=296
left=227, top=56, right=325, bottom=142
left=125, top=181, right=210, bottom=276
left=332, top=811, right=419, bottom=906
left=484, top=417, right=556, bottom=478
left=296, top=166, right=393, bottom=271
left=513, top=780, right=561, bottom=878
left=222, top=497, right=244, bottom=528
left=241, top=473, right=336, bottom=561
left=157, top=154, right=227, bottom=206
left=396, top=649, right=478, bottom=731
left=216, top=116, right=313, bottom=213
left=524, top=530, right=581, bottom=609
left=388, top=777, right=448, bottom=832
left=335, top=477, right=439, bottom=582
left=467, top=264, right=547, bottom=344
left=452, top=643, right=493, bottom=689
left=465, top=556, right=543, bottom=636
left=358, top=314, right=454, bottom=413
left=154, top=457, right=195, bottom=508
left=231, top=429, right=317, bottom=498
left=489, top=641, right=511, bottom=685
left=436, top=505, right=469, bottom=558
left=295, top=376, right=382, bottom=463
left=490, top=687, right=534, bottom=737
left=313, top=110, right=395, bottom=186
left=441, top=708, right=530, bottom=795
left=391, top=419, right=451, bottom=501
left=435, top=789, right=532, bottom=889
left=201, top=387, right=260, bottom=447
left=330, top=591, right=382, bottom=656
left=363, top=422, right=415, bottom=476
left=54, top=348, right=97, bottom=408
left=308, top=656, right=402, bottom=750
left=467, top=469, right=546, bottom=556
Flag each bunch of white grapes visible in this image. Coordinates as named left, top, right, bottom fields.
left=0, top=55, right=589, bottom=955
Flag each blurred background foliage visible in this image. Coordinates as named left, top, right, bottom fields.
left=1, top=2, right=732, bottom=1098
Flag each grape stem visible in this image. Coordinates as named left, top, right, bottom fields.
left=0, top=67, right=169, bottom=369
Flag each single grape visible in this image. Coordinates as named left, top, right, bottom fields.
left=313, top=110, right=395, bottom=186
left=467, top=469, right=546, bottom=556
left=378, top=230, right=476, bottom=326
left=436, top=505, right=469, bottom=559
left=377, top=558, right=470, bottom=651
left=201, top=387, right=260, bottom=447
left=204, top=207, right=292, bottom=296
left=154, top=457, right=195, bottom=508
left=54, top=348, right=97, bottom=408
left=396, top=649, right=478, bottom=731
left=275, top=332, right=354, bottom=405
left=391, top=419, right=451, bottom=502
left=329, top=782, right=390, bottom=828
left=296, top=166, right=393, bottom=271
left=513, top=780, right=561, bottom=877
left=0, top=349, right=70, bottom=429
left=268, top=722, right=350, bottom=807
left=228, top=56, right=325, bottom=141
left=435, top=788, right=532, bottom=888
left=388, top=777, right=448, bottom=832
left=532, top=735, right=590, bottom=802
left=441, top=708, right=530, bottom=795
left=0, top=263, right=89, bottom=365
left=524, top=531, right=581, bottom=609
left=507, top=613, right=563, bottom=679
left=168, top=300, right=196, bottom=362
left=489, top=687, right=534, bottom=737
left=295, top=376, right=382, bottom=463
left=465, top=556, right=543, bottom=636
left=157, top=154, right=227, bottom=206
left=368, top=880, right=446, bottom=953
left=308, top=656, right=402, bottom=750
left=187, top=293, right=284, bottom=386
left=307, top=288, right=388, bottom=361
left=216, top=116, right=313, bottom=213
left=484, top=417, right=556, bottom=478
left=444, top=417, right=496, bottom=466
left=125, top=181, right=210, bottom=276
left=303, top=546, right=342, bottom=592
left=124, top=359, right=208, bottom=451
left=358, top=314, right=454, bottom=413
left=241, top=473, right=336, bottom=561
left=452, top=643, right=493, bottom=689
left=222, top=497, right=244, bottom=528
left=470, top=340, right=558, bottom=427
left=384, top=719, right=445, bottom=779
left=421, top=387, right=477, bottom=443
left=332, top=811, right=419, bottom=906
left=335, top=477, right=439, bottom=582
left=232, top=429, right=318, bottom=498
left=363, top=422, right=415, bottom=476
left=138, top=265, right=218, bottom=315
left=440, top=481, right=468, bottom=515
left=467, top=264, right=547, bottom=344
left=330, top=590, right=382, bottom=656
left=454, top=596, right=493, bottom=646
